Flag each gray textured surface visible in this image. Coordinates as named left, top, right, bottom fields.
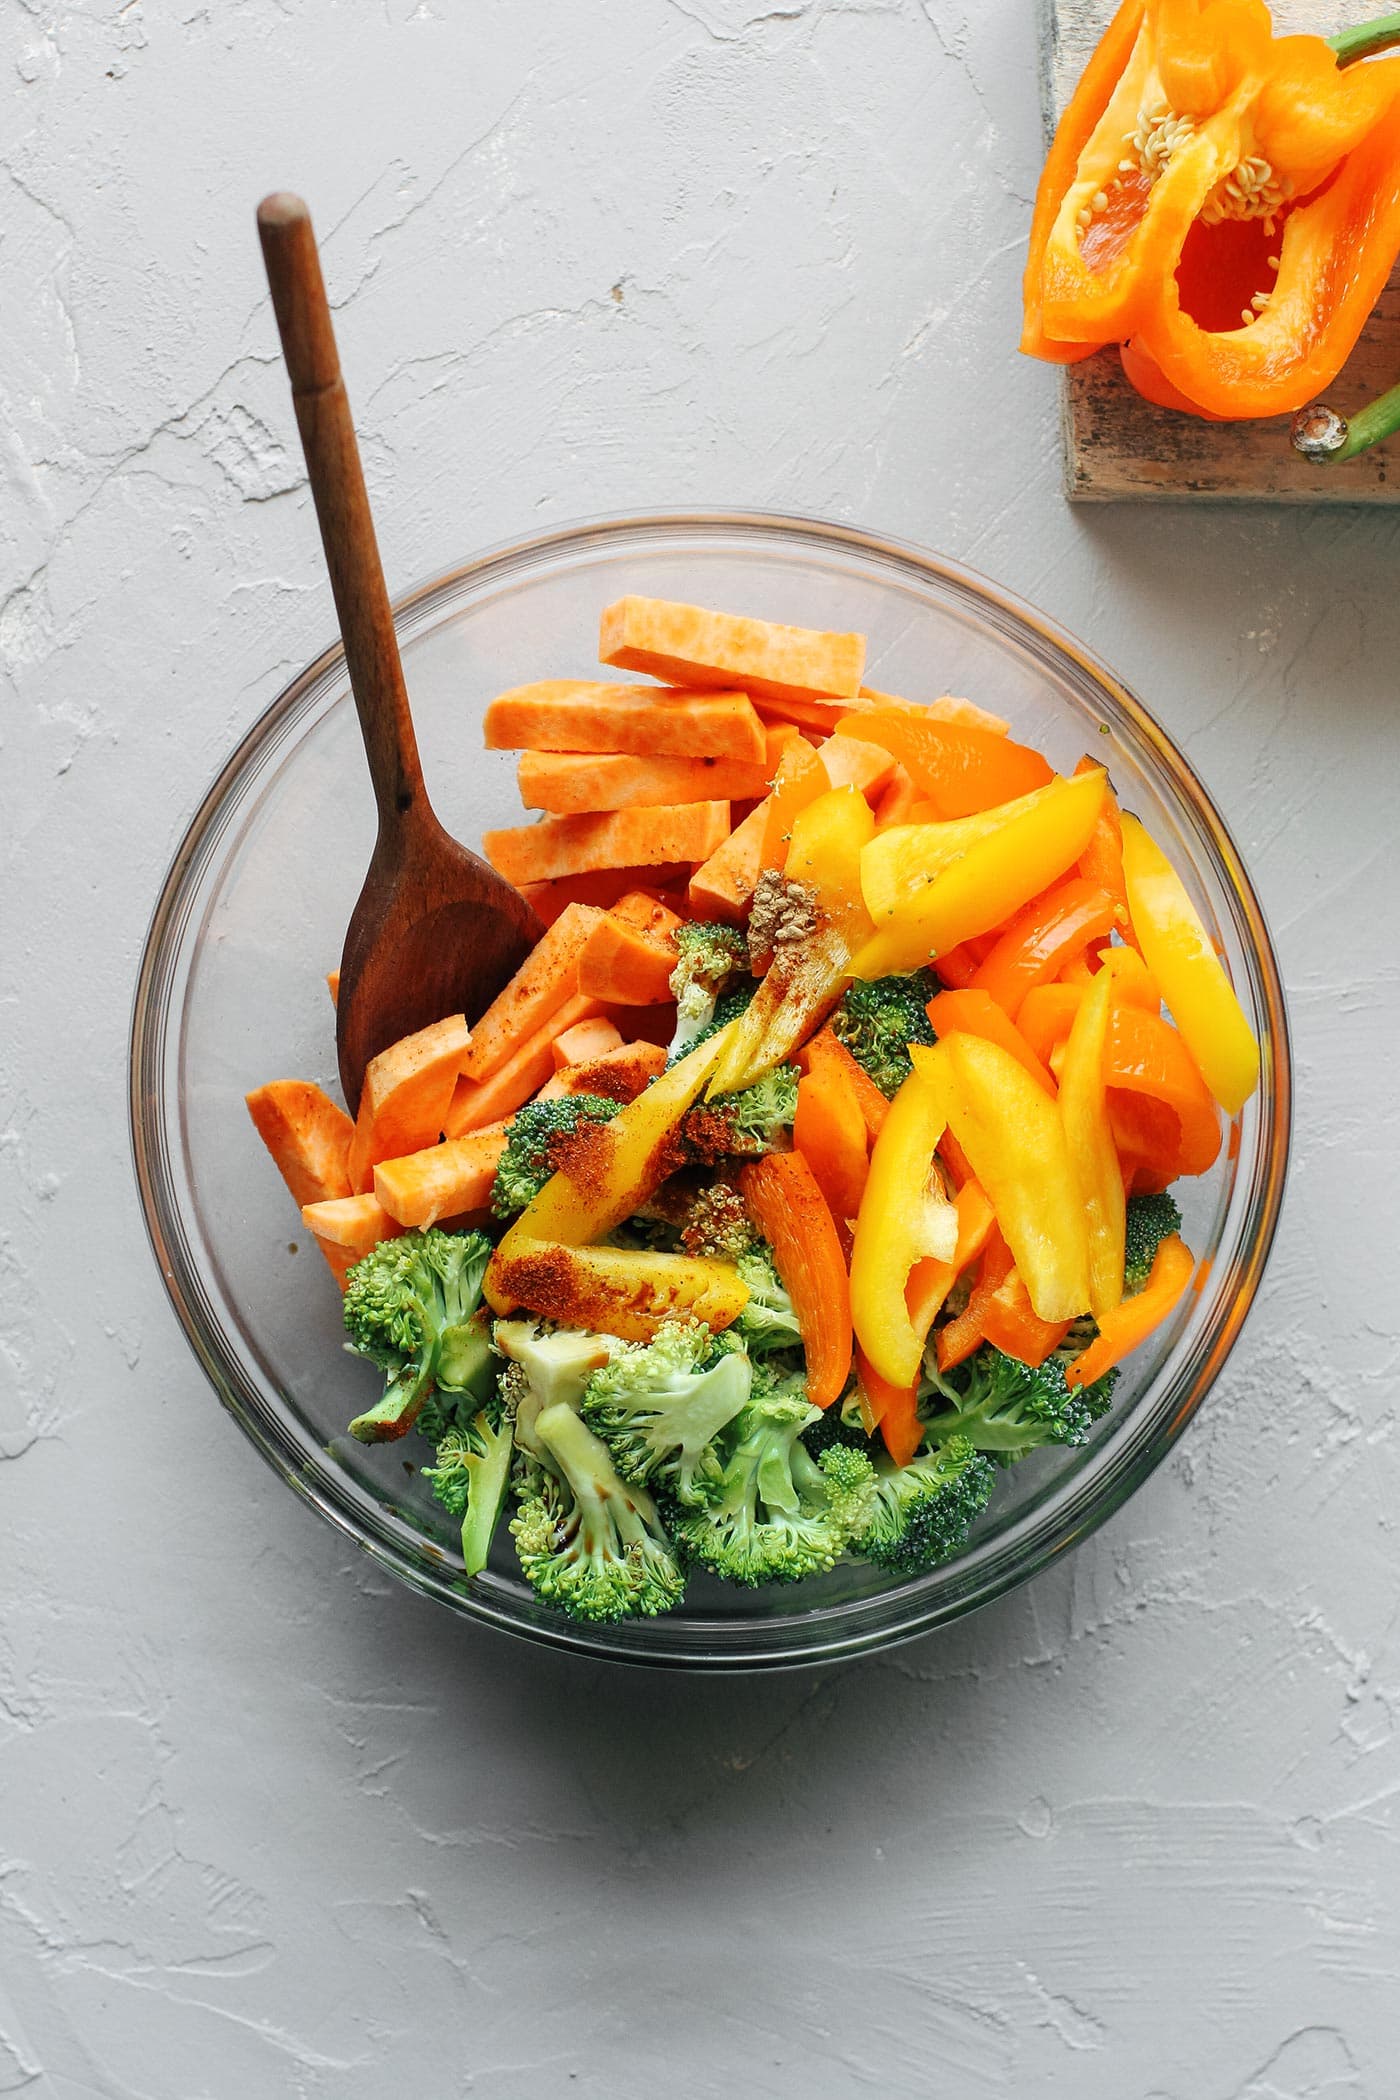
left=4, top=3, right=1399, bottom=2094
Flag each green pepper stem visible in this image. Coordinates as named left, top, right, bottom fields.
left=1292, top=380, right=1400, bottom=462
left=1330, top=10, right=1400, bottom=63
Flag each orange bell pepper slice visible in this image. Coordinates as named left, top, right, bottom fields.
left=855, top=1347, right=924, bottom=1468
left=927, top=988, right=1057, bottom=1096
left=802, top=1026, right=890, bottom=1142
left=1065, top=1233, right=1196, bottom=1388
left=1073, top=755, right=1133, bottom=937
left=740, top=1151, right=852, bottom=1409
left=793, top=1063, right=869, bottom=1258
left=935, top=1229, right=1015, bottom=1373
left=971, top=876, right=1119, bottom=1019
left=1020, top=985, right=1221, bottom=1183
left=978, top=1266, right=1073, bottom=1369
left=834, top=706, right=1052, bottom=820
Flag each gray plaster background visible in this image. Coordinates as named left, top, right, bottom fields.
left=4, top=2, right=1399, bottom=2094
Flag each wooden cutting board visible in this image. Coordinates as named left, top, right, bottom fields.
left=1042, top=0, right=1400, bottom=499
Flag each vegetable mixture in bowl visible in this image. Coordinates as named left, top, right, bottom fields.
left=243, top=576, right=1264, bottom=1631
left=132, top=513, right=1288, bottom=1666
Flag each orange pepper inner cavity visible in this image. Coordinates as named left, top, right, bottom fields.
left=1172, top=207, right=1289, bottom=331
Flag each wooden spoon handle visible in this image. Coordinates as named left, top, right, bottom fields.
left=257, top=191, right=427, bottom=838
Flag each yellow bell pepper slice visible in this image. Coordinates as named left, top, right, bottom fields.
left=860, top=782, right=1057, bottom=925
left=485, top=1235, right=750, bottom=1341
left=1057, top=967, right=1125, bottom=1322
left=849, top=1064, right=959, bottom=1389
left=486, top=1024, right=734, bottom=1309
left=851, top=769, right=1107, bottom=979
left=708, top=787, right=872, bottom=1097
left=914, top=1035, right=1090, bottom=1324
left=1120, top=813, right=1260, bottom=1118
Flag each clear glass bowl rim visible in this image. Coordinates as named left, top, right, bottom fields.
left=129, top=507, right=1292, bottom=1671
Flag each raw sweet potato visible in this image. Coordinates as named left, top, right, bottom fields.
left=599, top=596, right=866, bottom=708
left=483, top=804, right=730, bottom=888
left=374, top=1123, right=511, bottom=1230
left=301, top=1191, right=403, bottom=1251
left=687, top=800, right=769, bottom=922
left=346, top=1015, right=471, bottom=1193
left=326, top=969, right=340, bottom=1008
left=484, top=681, right=765, bottom=762
left=520, top=866, right=692, bottom=927
left=551, top=1016, right=625, bottom=1068
left=445, top=992, right=603, bottom=1136
left=517, top=744, right=780, bottom=815
left=536, top=1040, right=670, bottom=1103
left=245, top=1080, right=353, bottom=1208
left=460, top=903, right=603, bottom=1082
left=575, top=906, right=679, bottom=1005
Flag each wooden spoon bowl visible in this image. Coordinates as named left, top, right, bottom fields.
left=257, top=192, right=539, bottom=1112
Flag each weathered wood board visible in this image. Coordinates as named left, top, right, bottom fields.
left=1043, top=0, right=1400, bottom=500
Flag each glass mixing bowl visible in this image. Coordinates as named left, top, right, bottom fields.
left=129, top=512, right=1290, bottom=1669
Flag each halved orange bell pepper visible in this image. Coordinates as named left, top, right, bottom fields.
left=1025, top=0, right=1400, bottom=366
left=1120, top=813, right=1259, bottom=1116
left=970, top=876, right=1119, bottom=1019
left=1025, top=0, right=1400, bottom=416
left=849, top=1062, right=959, bottom=1389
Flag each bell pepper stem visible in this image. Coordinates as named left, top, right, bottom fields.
left=1291, top=381, right=1400, bottom=462
left=1330, top=11, right=1400, bottom=65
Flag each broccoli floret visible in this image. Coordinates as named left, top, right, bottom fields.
left=923, top=1343, right=1119, bottom=1467
left=1124, top=1191, right=1183, bottom=1292
left=580, top=1321, right=753, bottom=1505
left=491, top=1093, right=622, bottom=1218
left=343, top=1229, right=493, bottom=1442
left=421, top=1397, right=516, bottom=1577
left=833, top=969, right=938, bottom=1098
left=734, top=1243, right=803, bottom=1356
left=669, top=921, right=749, bottom=1056
left=683, top=1062, right=798, bottom=1162
left=852, top=1435, right=995, bottom=1574
left=670, top=1387, right=864, bottom=1585
left=493, top=1320, right=614, bottom=1453
left=510, top=1402, right=685, bottom=1622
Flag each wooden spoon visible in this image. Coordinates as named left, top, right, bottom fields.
left=257, top=192, right=539, bottom=1113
